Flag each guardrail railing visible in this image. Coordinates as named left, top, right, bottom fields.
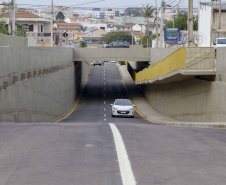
left=134, top=47, right=215, bottom=83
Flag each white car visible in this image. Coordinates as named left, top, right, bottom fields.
left=111, top=61, right=116, bottom=63
left=111, top=99, right=135, bottom=118
left=212, top=38, right=226, bottom=51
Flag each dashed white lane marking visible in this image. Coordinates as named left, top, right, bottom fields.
left=104, top=108, right=106, bottom=111
left=104, top=101, right=106, bottom=104
left=104, top=77, right=105, bottom=80
left=104, top=119, right=106, bottom=121
left=104, top=114, right=106, bottom=117
left=109, top=123, right=136, bottom=185
left=104, top=82, right=105, bottom=85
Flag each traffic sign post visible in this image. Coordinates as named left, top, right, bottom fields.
left=63, top=32, right=68, bottom=38
left=63, top=32, right=68, bottom=46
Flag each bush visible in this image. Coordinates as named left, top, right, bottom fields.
left=119, top=61, right=126, bottom=65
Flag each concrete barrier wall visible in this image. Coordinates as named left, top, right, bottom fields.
left=143, top=48, right=226, bottom=122
left=73, top=48, right=150, bottom=62
left=0, top=46, right=90, bottom=122
left=150, top=48, right=178, bottom=66
left=0, top=33, right=28, bottom=46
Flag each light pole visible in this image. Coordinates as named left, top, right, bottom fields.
left=12, top=0, right=16, bottom=35
left=50, top=0, right=53, bottom=47
left=160, top=0, right=164, bottom=48
left=188, top=0, right=193, bottom=46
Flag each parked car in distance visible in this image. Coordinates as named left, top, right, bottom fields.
left=111, top=61, right=116, bottom=63
left=93, top=61, right=102, bottom=66
left=111, top=99, right=135, bottom=118
left=212, top=38, right=226, bottom=51
left=105, top=41, right=130, bottom=48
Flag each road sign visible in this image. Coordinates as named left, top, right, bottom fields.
left=139, top=35, right=143, bottom=39
left=76, top=36, right=80, bottom=40
left=63, top=32, right=68, bottom=38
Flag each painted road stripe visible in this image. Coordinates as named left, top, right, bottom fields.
left=109, top=123, right=136, bottom=185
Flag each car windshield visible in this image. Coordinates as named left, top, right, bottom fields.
left=217, top=39, right=226, bottom=44
left=114, top=99, right=132, bottom=106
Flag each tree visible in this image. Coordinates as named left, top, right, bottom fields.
left=165, top=12, right=198, bottom=30
left=80, top=41, right=87, bottom=48
left=56, top=11, right=65, bottom=21
left=100, top=31, right=133, bottom=44
left=14, top=25, right=26, bottom=37
left=124, top=8, right=141, bottom=16
left=139, top=35, right=152, bottom=48
left=140, top=4, right=155, bottom=47
left=0, top=20, right=10, bottom=35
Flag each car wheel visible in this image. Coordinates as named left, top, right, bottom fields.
left=130, top=116, right=134, bottom=118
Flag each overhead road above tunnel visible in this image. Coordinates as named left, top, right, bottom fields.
left=73, top=47, right=150, bottom=62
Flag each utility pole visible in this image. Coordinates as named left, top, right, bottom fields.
left=50, top=0, right=53, bottom=47
left=12, top=0, right=16, bottom=35
left=155, top=0, right=158, bottom=48
left=219, top=0, right=221, bottom=30
left=188, top=0, right=193, bottom=46
left=160, top=0, right=164, bottom=48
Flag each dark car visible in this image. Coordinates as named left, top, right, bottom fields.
left=105, top=41, right=130, bottom=48
left=93, top=61, right=102, bottom=66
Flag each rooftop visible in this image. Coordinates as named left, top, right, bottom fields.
left=0, top=9, right=42, bottom=18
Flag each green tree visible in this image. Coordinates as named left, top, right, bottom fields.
left=165, top=12, right=198, bottom=30
left=124, top=8, right=141, bottom=16
left=80, top=41, right=87, bottom=48
left=100, top=31, right=133, bottom=44
left=140, top=4, right=155, bottom=47
left=56, top=11, right=65, bottom=21
left=139, top=35, right=152, bottom=48
left=14, top=25, right=26, bottom=37
left=0, top=20, right=10, bottom=35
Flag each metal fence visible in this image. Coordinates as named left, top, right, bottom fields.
left=134, top=47, right=215, bottom=83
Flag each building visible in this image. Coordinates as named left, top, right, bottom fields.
left=37, top=6, right=74, bottom=20
left=0, top=9, right=51, bottom=46
left=54, top=23, right=82, bottom=34
left=198, top=2, right=226, bottom=46
left=65, top=17, right=93, bottom=24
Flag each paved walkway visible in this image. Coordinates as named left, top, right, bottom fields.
left=118, top=64, right=226, bottom=129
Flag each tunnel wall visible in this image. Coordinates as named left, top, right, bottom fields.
left=143, top=48, right=226, bottom=122
left=0, top=46, right=90, bottom=122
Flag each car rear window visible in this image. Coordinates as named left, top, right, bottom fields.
left=115, top=99, right=132, bottom=105
left=218, top=39, right=226, bottom=44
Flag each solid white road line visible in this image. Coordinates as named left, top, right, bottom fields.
left=109, top=123, right=136, bottom=185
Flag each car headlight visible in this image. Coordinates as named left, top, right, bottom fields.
left=129, top=107, right=134, bottom=111
left=112, top=107, right=117, bottom=111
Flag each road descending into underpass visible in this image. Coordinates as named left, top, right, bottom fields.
left=0, top=62, right=226, bottom=185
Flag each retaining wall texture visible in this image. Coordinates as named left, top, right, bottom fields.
left=0, top=46, right=90, bottom=122
left=0, top=33, right=28, bottom=46
left=143, top=47, right=226, bottom=122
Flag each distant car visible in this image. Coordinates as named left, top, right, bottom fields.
left=212, top=38, right=226, bottom=51
left=111, top=61, right=116, bottom=63
left=111, top=99, right=135, bottom=118
left=93, top=61, right=102, bottom=66
left=105, top=41, right=130, bottom=48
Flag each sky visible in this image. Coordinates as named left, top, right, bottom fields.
left=0, top=0, right=208, bottom=9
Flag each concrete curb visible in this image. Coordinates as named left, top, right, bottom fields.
left=118, top=64, right=226, bottom=129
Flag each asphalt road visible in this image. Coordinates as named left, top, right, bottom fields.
left=0, top=62, right=226, bottom=185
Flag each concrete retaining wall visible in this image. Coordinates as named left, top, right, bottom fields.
left=0, top=46, right=90, bottom=122
left=0, top=33, right=28, bottom=46
left=143, top=48, right=226, bottom=122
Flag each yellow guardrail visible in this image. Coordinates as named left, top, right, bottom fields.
left=134, top=47, right=215, bottom=83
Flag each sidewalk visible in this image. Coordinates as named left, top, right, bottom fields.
left=118, top=64, right=226, bottom=129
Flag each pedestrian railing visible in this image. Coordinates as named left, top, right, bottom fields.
left=134, top=47, right=215, bottom=83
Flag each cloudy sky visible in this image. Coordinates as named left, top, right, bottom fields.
left=1, top=0, right=206, bottom=9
